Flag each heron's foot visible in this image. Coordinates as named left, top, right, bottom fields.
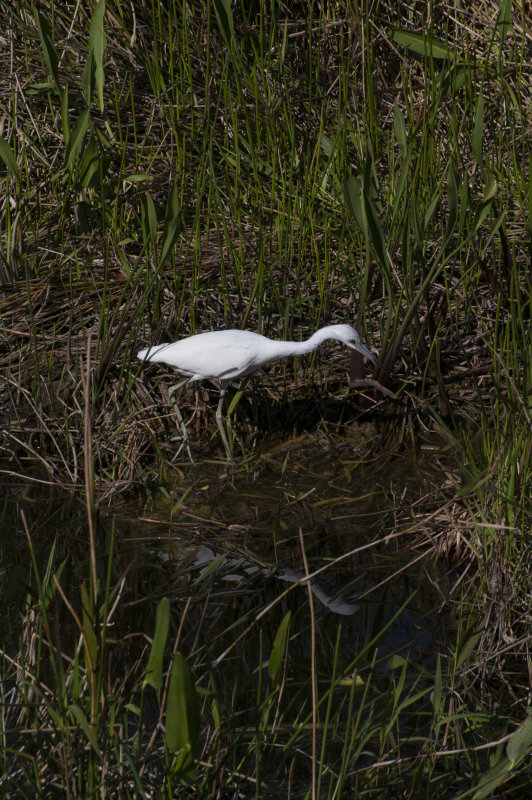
left=166, top=384, right=194, bottom=463
left=169, top=435, right=195, bottom=464
left=170, top=421, right=194, bottom=463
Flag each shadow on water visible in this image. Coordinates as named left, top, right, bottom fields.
left=0, top=429, right=457, bottom=793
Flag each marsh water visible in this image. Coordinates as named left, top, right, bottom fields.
left=2, top=426, right=454, bottom=763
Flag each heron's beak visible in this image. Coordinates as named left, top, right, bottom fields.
left=350, top=341, right=383, bottom=370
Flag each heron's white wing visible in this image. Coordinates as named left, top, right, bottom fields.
left=144, top=330, right=271, bottom=381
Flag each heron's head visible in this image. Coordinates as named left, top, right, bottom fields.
left=331, top=324, right=382, bottom=369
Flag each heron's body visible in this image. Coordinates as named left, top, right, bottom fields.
left=138, top=329, right=292, bottom=384
left=138, top=324, right=381, bottom=459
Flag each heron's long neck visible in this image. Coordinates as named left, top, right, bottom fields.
left=267, top=328, right=335, bottom=359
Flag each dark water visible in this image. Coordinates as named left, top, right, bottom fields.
left=0, top=431, right=454, bottom=790
left=118, top=431, right=451, bottom=706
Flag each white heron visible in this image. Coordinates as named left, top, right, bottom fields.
left=138, top=324, right=381, bottom=460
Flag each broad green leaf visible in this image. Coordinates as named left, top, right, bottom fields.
left=391, top=29, right=455, bottom=60
left=33, top=6, right=61, bottom=93
left=474, top=174, right=498, bottom=233
left=64, top=109, right=90, bottom=170
left=210, top=676, right=221, bottom=729
left=213, top=0, right=235, bottom=50
left=472, top=755, right=511, bottom=799
left=122, top=174, right=150, bottom=184
left=343, top=176, right=368, bottom=238
left=458, top=171, right=469, bottom=234
left=69, top=704, right=101, bottom=755
left=408, top=202, right=422, bottom=248
left=393, top=103, right=407, bottom=159
left=268, top=611, right=291, bottom=686
left=40, top=541, right=60, bottom=607
left=438, top=64, right=474, bottom=96
left=423, top=187, right=441, bottom=234
left=507, top=714, right=532, bottom=764
left=89, top=0, right=106, bottom=112
left=482, top=173, right=498, bottom=203
left=159, top=182, right=181, bottom=265
left=211, top=696, right=221, bottom=729
left=392, top=686, right=432, bottom=716
left=443, top=161, right=459, bottom=248
left=392, top=155, right=410, bottom=218
left=46, top=704, right=63, bottom=728
left=71, top=647, right=81, bottom=701
left=362, top=148, right=375, bottom=198
left=456, top=631, right=481, bottom=668
left=387, top=653, right=407, bottom=669
left=141, top=192, right=158, bottom=253
left=0, top=137, right=21, bottom=183
left=338, top=673, right=365, bottom=688
left=166, top=652, right=200, bottom=755
left=497, top=0, right=512, bottom=44
left=321, top=133, right=332, bottom=156
left=452, top=64, right=474, bottom=92
left=144, top=597, right=170, bottom=690
left=78, top=137, right=97, bottom=188
left=456, top=472, right=487, bottom=499
left=482, top=210, right=506, bottom=250
left=365, top=192, right=388, bottom=276
left=82, top=51, right=94, bottom=107
left=432, top=653, right=442, bottom=712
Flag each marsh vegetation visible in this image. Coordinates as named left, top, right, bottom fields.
left=1, top=0, right=531, bottom=796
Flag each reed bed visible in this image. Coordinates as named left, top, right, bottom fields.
left=1, top=0, right=531, bottom=796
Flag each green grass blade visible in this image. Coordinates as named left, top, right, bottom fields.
left=473, top=93, right=485, bottom=167
left=89, top=0, right=107, bottom=112
left=80, top=583, right=97, bottom=676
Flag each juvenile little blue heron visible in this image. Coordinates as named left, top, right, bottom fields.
left=138, top=324, right=381, bottom=460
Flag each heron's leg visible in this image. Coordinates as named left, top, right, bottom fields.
left=168, top=380, right=194, bottom=463
left=215, top=387, right=233, bottom=460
